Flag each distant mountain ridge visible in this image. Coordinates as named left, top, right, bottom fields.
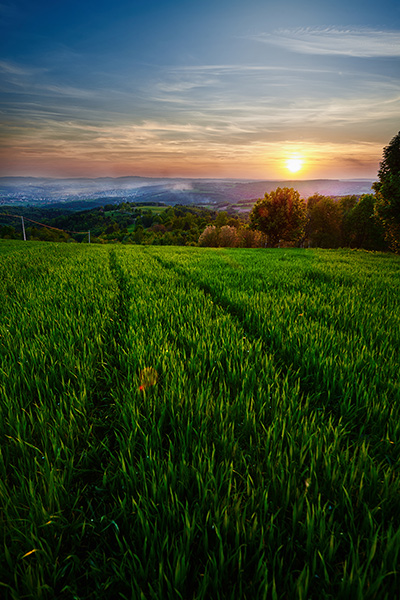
left=0, top=176, right=376, bottom=209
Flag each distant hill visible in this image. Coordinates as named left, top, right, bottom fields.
left=0, top=176, right=376, bottom=209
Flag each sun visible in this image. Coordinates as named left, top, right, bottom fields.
left=286, top=157, right=303, bottom=173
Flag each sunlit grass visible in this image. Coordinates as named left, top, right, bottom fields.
left=0, top=240, right=399, bottom=599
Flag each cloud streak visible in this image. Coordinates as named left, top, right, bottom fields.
left=252, top=28, right=400, bottom=57
left=1, top=22, right=398, bottom=178
left=0, top=60, right=48, bottom=77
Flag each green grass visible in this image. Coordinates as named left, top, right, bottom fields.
left=0, top=240, right=399, bottom=599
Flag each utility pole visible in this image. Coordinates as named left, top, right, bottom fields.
left=21, top=216, right=26, bottom=241
left=88, top=230, right=91, bottom=244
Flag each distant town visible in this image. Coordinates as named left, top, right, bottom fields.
left=0, top=176, right=376, bottom=210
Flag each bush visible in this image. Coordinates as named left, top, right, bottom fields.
left=218, top=225, right=239, bottom=247
left=198, top=225, right=219, bottom=247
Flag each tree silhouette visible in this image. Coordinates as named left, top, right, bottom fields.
left=374, top=132, right=400, bottom=252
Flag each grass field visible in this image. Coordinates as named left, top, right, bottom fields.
left=1, top=240, right=400, bottom=599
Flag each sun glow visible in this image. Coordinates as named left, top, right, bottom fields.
left=286, top=157, right=303, bottom=173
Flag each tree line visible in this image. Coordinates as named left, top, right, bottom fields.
left=0, top=192, right=393, bottom=251
left=201, top=131, right=399, bottom=252
left=0, top=204, right=242, bottom=246
left=238, top=189, right=386, bottom=250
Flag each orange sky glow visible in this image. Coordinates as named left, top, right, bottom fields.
left=1, top=1, right=398, bottom=181
left=0, top=138, right=382, bottom=180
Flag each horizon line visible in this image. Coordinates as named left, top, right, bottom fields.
left=0, top=175, right=377, bottom=182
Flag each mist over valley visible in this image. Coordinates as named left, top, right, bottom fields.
left=0, top=176, right=376, bottom=211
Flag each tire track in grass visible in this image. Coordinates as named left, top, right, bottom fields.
left=134, top=251, right=400, bottom=598
left=87, top=247, right=132, bottom=450
left=63, top=247, right=400, bottom=599
left=144, top=249, right=400, bottom=598
left=0, top=245, right=133, bottom=600
left=147, top=251, right=364, bottom=405
left=147, top=248, right=361, bottom=441
left=62, top=249, right=134, bottom=597
left=149, top=250, right=400, bottom=462
left=105, top=250, right=333, bottom=600
left=82, top=248, right=130, bottom=453
left=149, top=250, right=320, bottom=405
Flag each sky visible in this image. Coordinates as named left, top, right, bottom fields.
left=0, top=0, right=399, bottom=180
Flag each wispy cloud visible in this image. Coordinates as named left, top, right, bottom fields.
left=174, top=64, right=333, bottom=73
left=252, top=28, right=400, bottom=57
left=0, top=42, right=397, bottom=177
left=150, top=65, right=400, bottom=128
left=2, top=51, right=399, bottom=144
left=37, top=83, right=95, bottom=99
left=0, top=60, right=46, bottom=76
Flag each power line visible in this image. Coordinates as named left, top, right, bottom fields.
left=0, top=212, right=90, bottom=236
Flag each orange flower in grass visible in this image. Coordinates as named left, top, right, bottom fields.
left=139, top=367, right=158, bottom=391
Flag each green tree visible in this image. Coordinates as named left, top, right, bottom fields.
left=345, top=194, right=387, bottom=250
left=0, top=225, right=18, bottom=239
left=249, top=187, right=306, bottom=247
left=215, top=211, right=229, bottom=227
left=306, top=194, right=341, bottom=248
left=374, top=131, right=400, bottom=252
left=132, top=224, right=145, bottom=244
left=338, top=195, right=358, bottom=246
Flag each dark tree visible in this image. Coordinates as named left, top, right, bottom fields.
left=374, top=132, right=400, bottom=252
left=338, top=195, right=358, bottom=246
left=306, top=194, right=341, bottom=248
left=346, top=194, right=387, bottom=250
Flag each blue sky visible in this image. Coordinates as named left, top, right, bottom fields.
left=1, top=0, right=399, bottom=178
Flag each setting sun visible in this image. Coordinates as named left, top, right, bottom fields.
left=286, top=158, right=303, bottom=173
